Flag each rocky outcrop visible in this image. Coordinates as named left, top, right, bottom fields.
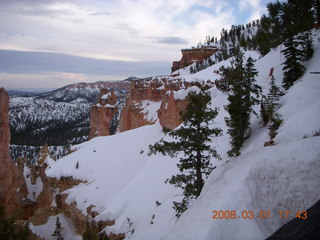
left=158, top=91, right=188, bottom=130
left=172, top=46, right=218, bottom=72
left=119, top=78, right=207, bottom=132
left=119, top=79, right=163, bottom=132
left=0, top=87, right=27, bottom=215
left=89, top=89, right=118, bottom=139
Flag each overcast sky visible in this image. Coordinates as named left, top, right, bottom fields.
left=0, top=0, right=274, bottom=88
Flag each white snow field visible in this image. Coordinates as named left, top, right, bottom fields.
left=43, top=32, right=320, bottom=239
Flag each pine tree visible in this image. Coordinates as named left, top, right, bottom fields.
left=82, top=223, right=99, bottom=240
left=225, top=52, right=261, bottom=156
left=52, top=216, right=64, bottom=240
left=149, top=90, right=222, bottom=217
left=281, top=35, right=305, bottom=90
left=261, top=75, right=283, bottom=143
left=280, top=0, right=315, bottom=89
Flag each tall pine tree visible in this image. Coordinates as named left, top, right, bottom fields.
left=281, top=35, right=306, bottom=90
left=261, top=75, right=283, bottom=144
left=149, top=90, right=222, bottom=217
left=225, top=51, right=261, bottom=156
left=281, top=0, right=315, bottom=89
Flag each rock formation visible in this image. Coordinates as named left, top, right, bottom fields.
left=119, top=78, right=207, bottom=132
left=119, top=79, right=163, bottom=132
left=172, top=46, right=218, bottom=72
left=158, top=90, right=188, bottom=130
left=0, top=87, right=28, bottom=215
left=89, top=89, right=118, bottom=139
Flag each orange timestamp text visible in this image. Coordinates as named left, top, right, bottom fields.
left=212, top=210, right=308, bottom=220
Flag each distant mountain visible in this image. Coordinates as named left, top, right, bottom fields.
left=35, top=80, right=130, bottom=103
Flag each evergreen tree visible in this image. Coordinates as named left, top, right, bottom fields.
left=0, top=204, right=29, bottom=240
left=52, top=216, right=64, bottom=240
left=254, top=1, right=283, bottom=55
left=280, top=0, right=315, bottom=89
left=281, top=35, right=306, bottom=90
left=261, top=75, right=283, bottom=142
left=224, top=52, right=261, bottom=156
left=82, top=223, right=99, bottom=240
left=149, top=90, right=222, bottom=217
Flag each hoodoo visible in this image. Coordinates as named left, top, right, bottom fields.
left=172, top=46, right=218, bottom=72
left=0, top=87, right=27, bottom=215
left=89, top=89, right=118, bottom=139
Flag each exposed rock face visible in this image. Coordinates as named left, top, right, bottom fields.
left=158, top=91, right=188, bottom=130
left=172, top=46, right=218, bottom=72
left=119, top=78, right=206, bottom=132
left=119, top=79, right=163, bottom=132
left=89, top=89, right=118, bottom=139
left=0, top=88, right=27, bottom=215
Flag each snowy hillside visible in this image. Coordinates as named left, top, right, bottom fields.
left=36, top=81, right=129, bottom=103
left=10, top=96, right=91, bottom=145
left=42, top=33, right=320, bottom=240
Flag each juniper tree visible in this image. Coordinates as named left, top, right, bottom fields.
left=225, top=52, right=261, bottom=156
left=149, top=90, right=222, bottom=217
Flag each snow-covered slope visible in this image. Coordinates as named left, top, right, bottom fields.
left=43, top=33, right=320, bottom=239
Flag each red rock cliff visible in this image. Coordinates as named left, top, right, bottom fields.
left=158, top=91, right=188, bottom=130
left=172, top=46, right=218, bottom=72
left=0, top=88, right=27, bottom=215
left=119, top=79, right=163, bottom=132
left=89, top=89, right=118, bottom=139
left=119, top=78, right=205, bottom=132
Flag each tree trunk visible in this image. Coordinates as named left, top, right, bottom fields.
left=195, top=149, right=203, bottom=197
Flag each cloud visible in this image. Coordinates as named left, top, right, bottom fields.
left=0, top=50, right=170, bottom=76
left=89, top=11, right=114, bottom=16
left=0, top=0, right=238, bottom=62
left=152, top=37, right=188, bottom=45
left=0, top=0, right=274, bottom=88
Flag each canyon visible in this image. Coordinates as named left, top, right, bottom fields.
left=89, top=77, right=211, bottom=137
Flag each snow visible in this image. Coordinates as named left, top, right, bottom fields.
left=23, top=166, right=43, bottom=201
left=44, top=32, right=320, bottom=240
left=30, top=214, right=81, bottom=240
left=173, top=86, right=201, bottom=100
left=140, top=100, right=162, bottom=122
left=96, top=103, right=116, bottom=108
left=101, top=93, right=111, bottom=99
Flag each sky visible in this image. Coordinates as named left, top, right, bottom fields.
left=0, top=0, right=274, bottom=88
